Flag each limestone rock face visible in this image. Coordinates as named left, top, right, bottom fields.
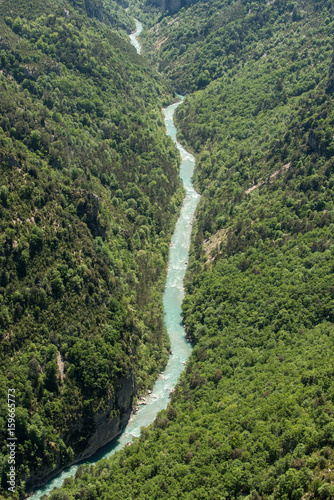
left=25, top=374, right=136, bottom=494
left=77, top=374, right=136, bottom=461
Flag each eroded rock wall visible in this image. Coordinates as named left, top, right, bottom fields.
left=25, top=374, right=136, bottom=495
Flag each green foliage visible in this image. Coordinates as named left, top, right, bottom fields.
left=0, top=0, right=183, bottom=496
left=141, top=0, right=334, bottom=94
left=1, top=0, right=135, bottom=33
left=41, top=0, right=334, bottom=499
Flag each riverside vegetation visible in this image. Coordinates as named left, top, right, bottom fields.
left=0, top=0, right=185, bottom=496
left=40, top=0, right=334, bottom=499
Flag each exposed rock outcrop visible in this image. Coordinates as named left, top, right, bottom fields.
left=25, top=374, right=136, bottom=496
left=77, top=374, right=135, bottom=460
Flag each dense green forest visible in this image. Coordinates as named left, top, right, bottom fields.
left=42, top=0, right=334, bottom=499
left=0, top=0, right=184, bottom=497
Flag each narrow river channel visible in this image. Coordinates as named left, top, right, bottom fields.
left=29, top=20, right=199, bottom=500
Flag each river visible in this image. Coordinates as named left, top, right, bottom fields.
left=29, top=20, right=199, bottom=500
left=129, top=19, right=143, bottom=54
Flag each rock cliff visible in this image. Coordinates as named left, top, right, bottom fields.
left=25, top=374, right=136, bottom=495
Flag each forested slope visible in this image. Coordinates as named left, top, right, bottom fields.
left=0, top=0, right=184, bottom=497
left=43, top=1, right=334, bottom=499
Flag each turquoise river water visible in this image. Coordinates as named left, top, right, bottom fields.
left=29, top=20, right=199, bottom=499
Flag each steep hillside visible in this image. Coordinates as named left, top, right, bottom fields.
left=141, top=0, right=333, bottom=93
left=0, top=0, right=184, bottom=497
left=42, top=1, right=334, bottom=499
left=0, top=0, right=134, bottom=32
